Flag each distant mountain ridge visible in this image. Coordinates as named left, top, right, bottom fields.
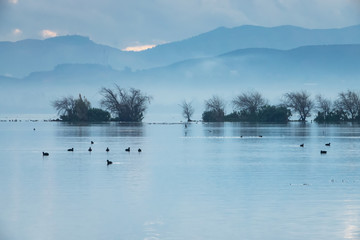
left=0, top=35, right=128, bottom=78
left=1, top=24, right=360, bottom=78
left=141, top=43, right=360, bottom=81
left=13, top=43, right=360, bottom=86
left=137, top=24, right=360, bottom=68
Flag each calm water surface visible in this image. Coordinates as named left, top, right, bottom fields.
left=0, top=121, right=360, bottom=240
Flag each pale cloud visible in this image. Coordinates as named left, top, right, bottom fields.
left=13, top=28, right=22, bottom=35
left=41, top=29, right=57, bottom=39
left=123, top=44, right=156, bottom=52
left=8, top=0, right=18, bottom=4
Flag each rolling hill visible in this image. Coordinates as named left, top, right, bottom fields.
left=1, top=24, right=360, bottom=78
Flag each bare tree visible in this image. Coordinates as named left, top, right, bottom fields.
left=205, top=95, right=226, bottom=113
left=180, top=100, right=194, bottom=122
left=100, top=85, right=152, bottom=122
left=52, top=94, right=91, bottom=121
left=232, top=91, right=267, bottom=115
left=52, top=96, right=76, bottom=117
left=334, top=90, right=360, bottom=121
left=315, top=94, right=332, bottom=115
left=203, top=95, right=226, bottom=122
left=283, top=91, right=314, bottom=121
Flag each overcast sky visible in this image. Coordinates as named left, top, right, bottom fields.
left=0, top=0, right=359, bottom=50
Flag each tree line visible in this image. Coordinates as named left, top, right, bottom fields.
left=199, top=92, right=291, bottom=123
left=52, top=86, right=360, bottom=123
left=187, top=90, right=360, bottom=123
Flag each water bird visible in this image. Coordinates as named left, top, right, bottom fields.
left=33, top=128, right=36, bottom=131
left=107, top=160, right=113, bottom=165
left=91, top=141, right=94, bottom=144
left=325, top=143, right=331, bottom=146
left=125, top=147, right=130, bottom=152
left=259, top=135, right=263, bottom=138
left=106, top=147, right=109, bottom=152
left=67, top=148, right=74, bottom=152
left=138, top=148, right=142, bottom=153
left=300, top=144, right=304, bottom=147
left=42, top=152, right=49, bottom=156
left=88, top=147, right=92, bottom=152
left=320, top=150, right=327, bottom=154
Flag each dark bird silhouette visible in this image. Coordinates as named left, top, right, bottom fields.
left=259, top=135, right=263, bottom=138
left=138, top=148, right=142, bottom=153
left=106, top=147, right=109, bottom=152
left=88, top=147, right=92, bottom=152
left=300, top=144, right=304, bottom=147
left=67, top=148, right=74, bottom=152
left=91, top=141, right=94, bottom=144
left=320, top=150, right=327, bottom=154
left=42, top=152, right=49, bottom=156
left=125, top=147, right=130, bottom=152
left=107, top=160, right=113, bottom=165
left=325, top=143, right=331, bottom=146
left=33, top=128, right=36, bottom=131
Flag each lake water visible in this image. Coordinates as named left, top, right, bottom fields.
left=0, top=121, right=359, bottom=240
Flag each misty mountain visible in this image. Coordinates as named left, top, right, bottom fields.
left=7, top=44, right=360, bottom=92
left=129, top=44, right=360, bottom=99
left=1, top=25, right=360, bottom=78
left=138, top=25, right=360, bottom=69
left=0, top=35, right=133, bottom=78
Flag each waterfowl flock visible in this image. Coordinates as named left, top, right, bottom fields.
left=298, top=141, right=331, bottom=154
left=42, top=139, right=142, bottom=165
left=41, top=125, right=333, bottom=168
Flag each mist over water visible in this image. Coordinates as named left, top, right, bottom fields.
left=0, top=121, right=359, bottom=240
